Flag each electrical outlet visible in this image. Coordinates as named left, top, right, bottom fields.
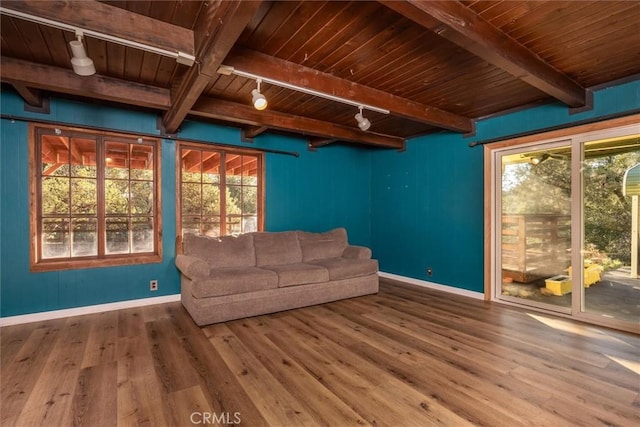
left=150, top=280, right=158, bottom=291
left=427, top=267, right=433, bottom=277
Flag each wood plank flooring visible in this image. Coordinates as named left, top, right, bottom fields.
left=2, top=278, right=639, bottom=426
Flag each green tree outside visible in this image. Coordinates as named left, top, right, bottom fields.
left=503, top=149, right=640, bottom=265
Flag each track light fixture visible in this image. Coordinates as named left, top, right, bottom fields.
left=355, top=106, right=371, bottom=131
left=251, top=79, right=268, bottom=110
left=0, top=7, right=195, bottom=66
left=217, top=65, right=390, bottom=115
left=69, top=32, right=95, bottom=76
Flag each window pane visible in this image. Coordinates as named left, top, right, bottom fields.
left=226, top=154, right=240, bottom=183
left=204, top=171, right=221, bottom=184
left=582, top=135, right=640, bottom=323
left=182, top=183, right=202, bottom=214
left=242, top=215, right=257, bottom=233
left=34, top=128, right=161, bottom=269
left=226, top=215, right=242, bottom=235
left=42, top=218, right=70, bottom=259
left=182, top=150, right=202, bottom=182
left=178, top=145, right=262, bottom=241
left=202, top=152, right=221, bottom=183
left=41, top=163, right=69, bottom=177
left=203, top=217, right=220, bottom=237
left=132, top=217, right=153, bottom=253
left=226, top=185, right=242, bottom=216
left=106, top=217, right=129, bottom=254
left=202, top=184, right=220, bottom=215
left=242, top=186, right=257, bottom=214
left=71, top=164, right=97, bottom=178
left=182, top=217, right=201, bottom=236
left=227, top=172, right=242, bottom=185
left=242, top=156, right=258, bottom=185
left=72, top=218, right=97, bottom=257
left=70, top=138, right=97, bottom=178
left=243, top=175, right=258, bottom=186
left=41, top=135, right=70, bottom=177
left=130, top=181, right=153, bottom=214
left=42, top=177, right=70, bottom=214
left=105, top=180, right=129, bottom=214
left=71, top=178, right=97, bottom=214
left=500, top=147, right=571, bottom=310
left=130, top=144, right=154, bottom=180
left=105, top=142, right=129, bottom=179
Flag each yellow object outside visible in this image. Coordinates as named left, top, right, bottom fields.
left=545, top=275, right=572, bottom=296
left=566, top=264, right=603, bottom=288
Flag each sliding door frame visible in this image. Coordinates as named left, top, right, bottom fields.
left=484, top=114, right=640, bottom=334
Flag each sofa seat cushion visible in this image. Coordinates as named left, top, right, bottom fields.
left=253, top=231, right=303, bottom=266
left=191, top=267, right=278, bottom=298
left=309, top=257, right=379, bottom=281
left=262, top=263, right=330, bottom=288
left=297, top=228, right=348, bottom=262
left=183, top=233, right=256, bottom=268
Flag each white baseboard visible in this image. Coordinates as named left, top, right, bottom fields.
left=0, top=294, right=181, bottom=327
left=1, top=273, right=483, bottom=327
left=379, top=271, right=485, bottom=300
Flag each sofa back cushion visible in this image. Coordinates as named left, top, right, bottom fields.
left=297, top=228, right=348, bottom=262
left=183, top=233, right=256, bottom=268
left=253, top=231, right=302, bottom=266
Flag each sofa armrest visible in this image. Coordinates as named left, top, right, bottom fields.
left=342, top=245, right=372, bottom=259
left=175, top=254, right=210, bottom=280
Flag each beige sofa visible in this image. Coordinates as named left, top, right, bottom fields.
left=175, top=228, right=379, bottom=326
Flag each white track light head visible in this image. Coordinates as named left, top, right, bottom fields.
left=252, top=79, right=268, bottom=110
left=69, top=34, right=95, bottom=76
left=355, top=107, right=371, bottom=131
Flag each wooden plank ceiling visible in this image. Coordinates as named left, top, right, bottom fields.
left=1, top=1, right=639, bottom=150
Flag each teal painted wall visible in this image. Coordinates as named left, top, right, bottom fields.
left=370, top=80, right=640, bottom=292
left=0, top=90, right=372, bottom=317
left=2, top=79, right=638, bottom=316
left=177, top=120, right=373, bottom=244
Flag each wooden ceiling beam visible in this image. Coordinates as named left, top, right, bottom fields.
left=2, top=0, right=194, bottom=56
left=42, top=163, right=64, bottom=176
left=58, top=136, right=82, bottom=163
left=191, top=98, right=405, bottom=149
left=380, top=0, right=587, bottom=107
left=226, top=157, right=258, bottom=176
left=241, top=126, right=269, bottom=142
left=162, top=1, right=262, bottom=134
left=0, top=57, right=170, bottom=109
left=10, top=83, right=43, bottom=107
left=224, top=47, right=473, bottom=133
left=201, top=155, right=221, bottom=174
left=2, top=58, right=405, bottom=149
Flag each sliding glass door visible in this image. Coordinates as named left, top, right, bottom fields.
left=492, top=123, right=640, bottom=331
left=580, top=135, right=640, bottom=323
left=498, top=142, right=573, bottom=312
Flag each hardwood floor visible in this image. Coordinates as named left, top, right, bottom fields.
left=2, top=278, right=639, bottom=426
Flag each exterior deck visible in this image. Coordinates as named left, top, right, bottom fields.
left=502, top=214, right=571, bottom=283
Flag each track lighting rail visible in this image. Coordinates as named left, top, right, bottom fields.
left=218, top=65, right=390, bottom=115
left=0, top=7, right=196, bottom=66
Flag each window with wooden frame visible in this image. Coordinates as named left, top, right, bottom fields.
left=177, top=142, right=264, bottom=241
left=30, top=124, right=162, bottom=271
